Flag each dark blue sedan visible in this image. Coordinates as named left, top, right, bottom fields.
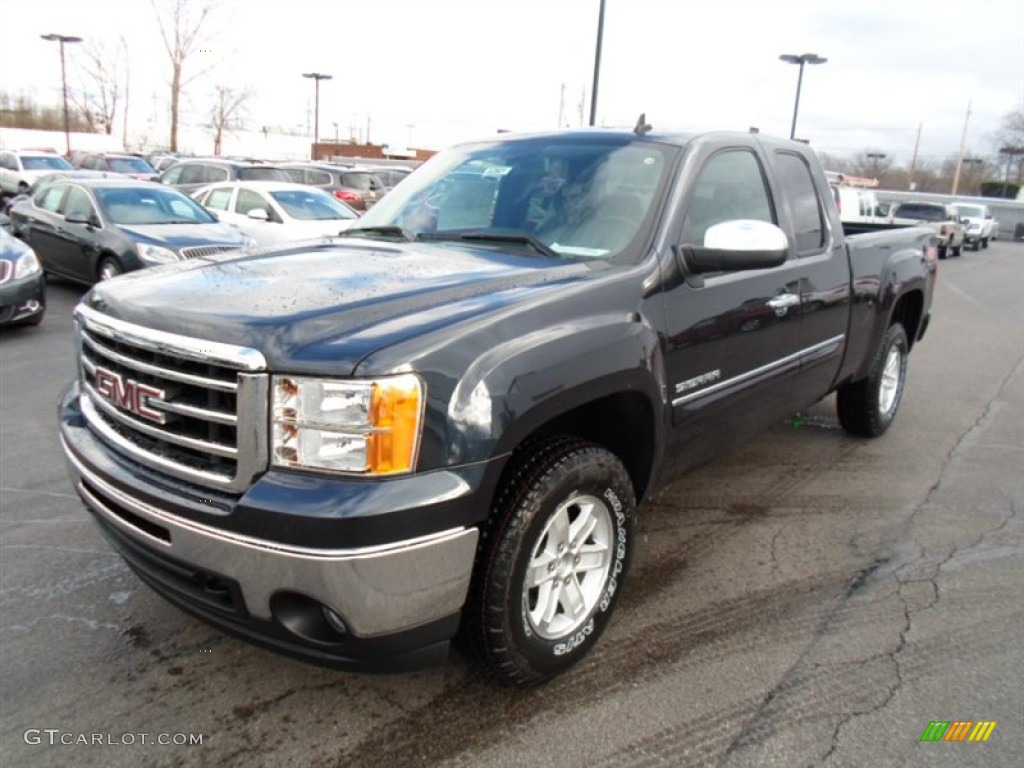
left=9, top=179, right=253, bottom=285
left=0, top=227, right=45, bottom=326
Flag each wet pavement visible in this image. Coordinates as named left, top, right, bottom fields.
left=2, top=242, right=1021, bottom=767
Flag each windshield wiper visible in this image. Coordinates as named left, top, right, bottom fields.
left=418, top=229, right=560, bottom=258
left=336, top=225, right=414, bottom=242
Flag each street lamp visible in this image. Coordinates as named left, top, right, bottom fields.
left=589, top=0, right=607, bottom=126
left=40, top=33, right=82, bottom=156
left=866, top=152, right=887, bottom=175
left=779, top=53, right=827, bottom=140
left=999, top=146, right=1024, bottom=198
left=302, top=72, right=332, bottom=159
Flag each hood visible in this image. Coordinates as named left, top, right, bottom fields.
left=84, top=239, right=594, bottom=374
left=119, top=222, right=248, bottom=250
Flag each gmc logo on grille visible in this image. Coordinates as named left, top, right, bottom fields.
left=94, top=366, right=167, bottom=424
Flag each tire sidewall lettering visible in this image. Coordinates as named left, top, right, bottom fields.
left=515, top=478, right=631, bottom=660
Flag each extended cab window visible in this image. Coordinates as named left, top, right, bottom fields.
left=773, top=152, right=826, bottom=254
left=680, top=150, right=774, bottom=246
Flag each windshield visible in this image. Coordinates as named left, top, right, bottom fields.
left=108, top=157, right=156, bottom=174
left=894, top=203, right=947, bottom=222
left=22, top=156, right=73, bottom=171
left=954, top=205, right=984, bottom=217
left=356, top=137, right=677, bottom=262
left=95, top=186, right=217, bottom=225
left=269, top=189, right=359, bottom=221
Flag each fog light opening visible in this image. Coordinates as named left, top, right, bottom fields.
left=322, top=607, right=349, bottom=635
left=271, top=591, right=349, bottom=644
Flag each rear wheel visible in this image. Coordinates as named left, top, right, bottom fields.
left=461, top=437, right=635, bottom=686
left=981, top=236, right=989, bottom=249
left=952, top=242, right=962, bottom=257
left=837, top=323, right=908, bottom=437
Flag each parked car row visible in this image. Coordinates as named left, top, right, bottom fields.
left=0, top=149, right=422, bottom=325
left=7, top=177, right=251, bottom=286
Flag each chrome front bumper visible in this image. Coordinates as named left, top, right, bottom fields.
left=62, top=434, right=479, bottom=640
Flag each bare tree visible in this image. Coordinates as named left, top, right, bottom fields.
left=209, top=85, right=250, bottom=155
left=71, top=38, right=127, bottom=135
left=151, top=0, right=217, bottom=151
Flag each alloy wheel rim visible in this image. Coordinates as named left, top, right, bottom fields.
left=524, top=493, right=614, bottom=640
left=879, top=345, right=902, bottom=416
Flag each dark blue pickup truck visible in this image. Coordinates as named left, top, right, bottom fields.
left=58, top=129, right=937, bottom=685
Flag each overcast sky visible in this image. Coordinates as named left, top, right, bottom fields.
left=3, top=0, right=1022, bottom=164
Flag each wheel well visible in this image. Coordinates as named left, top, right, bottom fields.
left=510, top=392, right=656, bottom=502
left=890, top=291, right=923, bottom=349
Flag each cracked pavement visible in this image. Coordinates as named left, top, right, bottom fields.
left=2, top=243, right=1022, bottom=767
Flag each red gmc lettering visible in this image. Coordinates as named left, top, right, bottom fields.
left=94, top=367, right=166, bottom=424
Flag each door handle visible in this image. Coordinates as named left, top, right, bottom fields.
left=767, top=293, right=800, bottom=315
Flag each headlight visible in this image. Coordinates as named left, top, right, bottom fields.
left=271, top=374, right=423, bottom=475
left=137, top=243, right=180, bottom=265
left=13, top=249, right=41, bottom=279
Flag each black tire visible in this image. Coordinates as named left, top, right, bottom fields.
left=97, top=256, right=122, bottom=282
left=952, top=243, right=962, bottom=257
left=937, top=244, right=947, bottom=260
left=837, top=323, right=909, bottom=437
left=981, top=237, right=989, bottom=249
left=461, top=436, right=635, bottom=686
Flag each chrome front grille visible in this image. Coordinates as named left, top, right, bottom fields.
left=179, top=245, right=246, bottom=260
left=75, top=304, right=268, bottom=492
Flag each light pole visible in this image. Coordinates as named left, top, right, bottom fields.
left=866, top=152, right=887, bottom=176
left=999, top=146, right=1024, bottom=198
left=41, top=33, right=82, bottom=156
left=779, top=53, right=827, bottom=140
left=302, top=72, right=332, bottom=159
left=589, top=0, right=607, bottom=127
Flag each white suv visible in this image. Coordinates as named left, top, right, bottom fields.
left=0, top=150, right=74, bottom=197
left=952, top=202, right=997, bottom=250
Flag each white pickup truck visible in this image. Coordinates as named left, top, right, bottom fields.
left=891, top=201, right=965, bottom=258
left=952, top=202, right=997, bottom=250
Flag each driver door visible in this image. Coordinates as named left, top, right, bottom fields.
left=661, top=147, right=805, bottom=471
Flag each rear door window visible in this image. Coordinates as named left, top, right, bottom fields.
left=36, top=184, right=67, bottom=212
left=773, top=152, right=826, bottom=254
left=205, top=187, right=233, bottom=211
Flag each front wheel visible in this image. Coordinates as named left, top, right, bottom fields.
left=981, top=236, right=989, bottom=249
left=952, top=243, right=962, bottom=257
left=461, top=437, right=635, bottom=686
left=837, top=323, right=909, bottom=437
left=97, top=256, right=122, bottom=282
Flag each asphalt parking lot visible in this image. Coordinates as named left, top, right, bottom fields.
left=1, top=242, right=1022, bottom=767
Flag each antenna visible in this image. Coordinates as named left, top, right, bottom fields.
left=633, top=113, right=652, bottom=136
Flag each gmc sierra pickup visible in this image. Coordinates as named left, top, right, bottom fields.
left=59, top=128, right=937, bottom=686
